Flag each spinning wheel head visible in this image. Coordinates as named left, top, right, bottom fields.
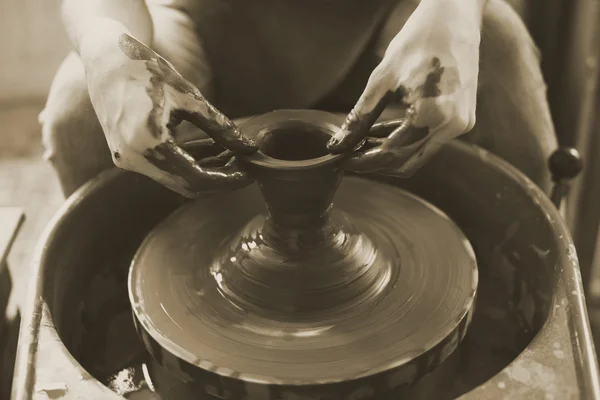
left=129, top=110, right=479, bottom=399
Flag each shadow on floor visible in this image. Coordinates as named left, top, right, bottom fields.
left=0, top=100, right=63, bottom=397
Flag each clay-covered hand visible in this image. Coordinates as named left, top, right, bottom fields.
left=82, top=31, right=257, bottom=198
left=327, top=0, right=481, bottom=176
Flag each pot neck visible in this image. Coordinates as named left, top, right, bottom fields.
left=239, top=110, right=347, bottom=231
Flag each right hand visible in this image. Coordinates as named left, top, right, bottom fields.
left=82, top=32, right=257, bottom=198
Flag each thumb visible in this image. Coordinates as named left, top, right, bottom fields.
left=166, top=82, right=257, bottom=155
left=327, top=64, right=395, bottom=153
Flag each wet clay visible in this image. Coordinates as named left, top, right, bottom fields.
left=125, top=111, right=479, bottom=397
left=70, top=224, right=538, bottom=399
left=129, top=110, right=477, bottom=389
left=129, top=175, right=477, bottom=385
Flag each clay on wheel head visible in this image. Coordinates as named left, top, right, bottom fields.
left=128, top=110, right=479, bottom=399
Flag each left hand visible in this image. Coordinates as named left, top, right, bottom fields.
left=327, top=0, right=482, bottom=176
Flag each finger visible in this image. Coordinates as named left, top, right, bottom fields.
left=378, top=99, right=468, bottom=178
left=368, top=118, right=406, bottom=138
left=120, top=36, right=255, bottom=154
left=346, top=132, right=423, bottom=174
left=364, top=104, right=415, bottom=141
left=179, top=137, right=221, bottom=152
left=327, top=65, right=397, bottom=153
left=379, top=117, right=430, bottom=152
left=327, top=93, right=391, bottom=153
left=363, top=137, right=386, bottom=150
left=177, top=137, right=236, bottom=168
left=197, top=150, right=234, bottom=167
left=344, top=147, right=397, bottom=173
left=346, top=121, right=429, bottom=174
left=392, top=123, right=455, bottom=177
left=142, top=140, right=252, bottom=197
left=170, top=105, right=257, bottom=155
left=225, top=156, right=238, bottom=167
left=345, top=140, right=425, bottom=174
left=167, top=114, right=211, bottom=144
left=152, top=57, right=257, bottom=155
left=395, top=137, right=444, bottom=177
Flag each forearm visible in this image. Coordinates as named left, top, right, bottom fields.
left=62, top=0, right=153, bottom=56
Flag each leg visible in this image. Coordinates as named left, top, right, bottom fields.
left=40, top=51, right=113, bottom=197
left=466, top=0, right=557, bottom=192
left=40, top=5, right=213, bottom=197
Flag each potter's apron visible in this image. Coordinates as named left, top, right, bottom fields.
left=147, top=0, right=398, bottom=117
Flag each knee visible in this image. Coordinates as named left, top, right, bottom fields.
left=40, top=104, right=99, bottom=165
left=479, top=0, right=543, bottom=85
left=482, top=0, right=535, bottom=49
left=40, top=54, right=113, bottom=196
left=40, top=109, right=64, bottom=163
left=40, top=52, right=105, bottom=164
left=372, top=0, right=419, bottom=59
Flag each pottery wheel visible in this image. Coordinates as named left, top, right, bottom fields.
left=129, top=176, right=477, bottom=387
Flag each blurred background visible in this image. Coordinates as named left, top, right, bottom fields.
left=0, top=0, right=68, bottom=326
left=0, top=0, right=70, bottom=102
left=0, top=0, right=599, bottom=392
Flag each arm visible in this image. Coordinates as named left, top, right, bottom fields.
left=61, top=0, right=153, bottom=57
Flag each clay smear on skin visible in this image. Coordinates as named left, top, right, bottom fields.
left=118, top=34, right=238, bottom=142
left=329, top=56, right=455, bottom=155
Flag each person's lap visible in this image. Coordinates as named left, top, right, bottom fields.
left=41, top=0, right=556, bottom=197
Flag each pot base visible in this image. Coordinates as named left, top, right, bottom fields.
left=129, top=176, right=478, bottom=394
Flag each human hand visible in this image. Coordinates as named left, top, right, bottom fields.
left=81, top=26, right=257, bottom=198
left=327, top=0, right=481, bottom=176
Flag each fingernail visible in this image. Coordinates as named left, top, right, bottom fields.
left=327, top=129, right=348, bottom=149
left=237, top=137, right=258, bottom=154
left=327, top=136, right=339, bottom=148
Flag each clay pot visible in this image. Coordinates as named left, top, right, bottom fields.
left=128, top=110, right=478, bottom=399
left=238, top=111, right=347, bottom=229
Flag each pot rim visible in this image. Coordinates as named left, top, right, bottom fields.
left=238, top=109, right=347, bottom=171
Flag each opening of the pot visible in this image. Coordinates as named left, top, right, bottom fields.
left=259, top=123, right=331, bottom=161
